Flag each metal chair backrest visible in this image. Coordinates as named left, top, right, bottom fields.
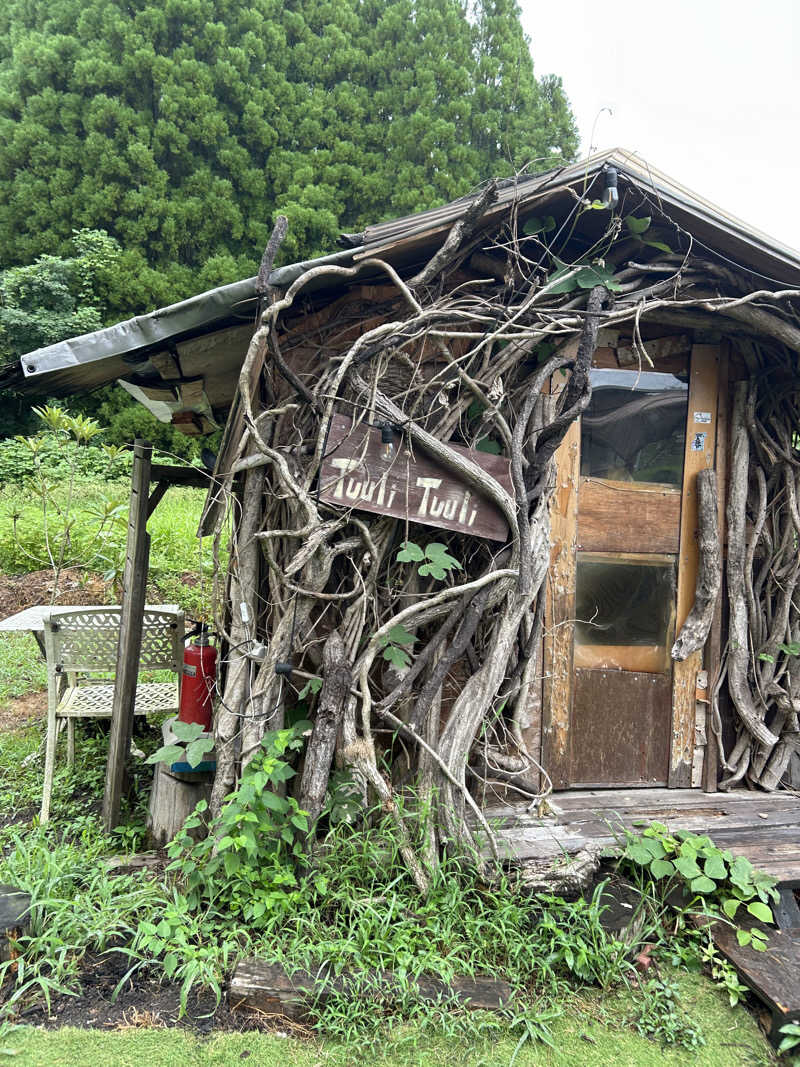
left=42, top=607, right=184, bottom=675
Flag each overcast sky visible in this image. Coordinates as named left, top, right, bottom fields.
left=519, top=0, right=800, bottom=252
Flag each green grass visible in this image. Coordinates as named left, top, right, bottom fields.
left=0, top=972, right=775, bottom=1066
left=0, top=480, right=219, bottom=618
left=0, top=632, right=46, bottom=705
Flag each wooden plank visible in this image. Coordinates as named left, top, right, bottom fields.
left=0, top=884, right=31, bottom=963
left=577, top=479, right=681, bottom=554
left=149, top=463, right=211, bottom=489
left=541, top=411, right=580, bottom=790
left=102, top=440, right=153, bottom=832
left=711, top=922, right=800, bottom=1040
left=229, top=959, right=514, bottom=1022
left=616, top=335, right=692, bottom=366
left=703, top=346, right=730, bottom=792
left=319, top=414, right=514, bottom=541
left=570, top=669, right=671, bottom=786
left=150, top=350, right=182, bottom=380
left=670, top=345, right=719, bottom=787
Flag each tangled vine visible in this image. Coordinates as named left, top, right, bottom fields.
left=203, top=183, right=800, bottom=891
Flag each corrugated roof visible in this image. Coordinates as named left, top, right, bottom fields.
left=3, top=147, right=800, bottom=398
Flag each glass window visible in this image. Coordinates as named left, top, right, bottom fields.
left=574, top=555, right=676, bottom=673
left=581, top=368, right=688, bottom=486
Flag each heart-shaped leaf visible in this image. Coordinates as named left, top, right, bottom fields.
left=674, top=855, right=702, bottom=880
left=171, top=719, right=206, bottom=743
left=690, top=875, right=717, bottom=895
left=704, top=854, right=728, bottom=881
left=145, top=744, right=184, bottom=766
left=185, top=737, right=214, bottom=768
left=722, top=897, right=741, bottom=920
left=625, top=214, right=651, bottom=235
left=649, top=858, right=675, bottom=880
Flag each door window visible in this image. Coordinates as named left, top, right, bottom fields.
left=574, top=554, right=677, bottom=673
left=581, top=369, right=688, bottom=486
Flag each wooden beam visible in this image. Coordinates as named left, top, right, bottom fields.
left=229, top=959, right=514, bottom=1022
left=149, top=463, right=211, bottom=489
left=703, top=345, right=730, bottom=792
left=541, top=407, right=580, bottom=790
left=670, top=345, right=719, bottom=787
left=102, top=440, right=152, bottom=831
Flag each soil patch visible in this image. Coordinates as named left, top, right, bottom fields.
left=0, top=691, right=46, bottom=733
left=0, top=569, right=110, bottom=618
left=16, top=952, right=287, bottom=1036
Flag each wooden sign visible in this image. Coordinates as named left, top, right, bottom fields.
left=319, top=414, right=513, bottom=541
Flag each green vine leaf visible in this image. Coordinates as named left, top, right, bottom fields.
left=419, top=543, right=463, bottom=581
left=396, top=541, right=424, bottom=563
left=746, top=900, right=773, bottom=924
left=382, top=644, right=412, bottom=670
left=523, top=214, right=556, bottom=236
left=185, top=737, right=215, bottom=768
left=624, top=214, right=651, bottom=235
left=385, top=624, right=416, bottom=646
left=170, top=719, right=206, bottom=743
left=298, top=676, right=322, bottom=700
left=145, top=744, right=184, bottom=766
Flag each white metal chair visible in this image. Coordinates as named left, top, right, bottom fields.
left=40, top=606, right=184, bottom=822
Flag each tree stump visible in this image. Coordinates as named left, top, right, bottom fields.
left=146, top=763, right=211, bottom=847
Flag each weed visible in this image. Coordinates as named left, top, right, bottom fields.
left=628, top=975, right=705, bottom=1049
left=0, top=822, right=170, bottom=1017
left=621, top=822, right=779, bottom=946
left=165, top=721, right=315, bottom=926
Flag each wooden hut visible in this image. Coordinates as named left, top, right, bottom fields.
left=5, top=148, right=800, bottom=885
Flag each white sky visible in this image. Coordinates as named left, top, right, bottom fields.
left=519, top=0, right=800, bottom=252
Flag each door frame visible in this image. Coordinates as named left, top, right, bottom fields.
left=541, top=341, right=720, bottom=790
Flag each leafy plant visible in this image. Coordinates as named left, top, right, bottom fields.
left=623, top=214, right=673, bottom=254
left=7, top=406, right=128, bottom=598
left=621, top=823, right=779, bottom=949
left=545, top=256, right=623, bottom=295
left=778, top=1021, right=800, bottom=1055
left=166, top=722, right=316, bottom=926
left=628, top=976, right=705, bottom=1049
left=146, top=717, right=214, bottom=770
left=522, top=215, right=556, bottom=238
left=396, top=541, right=462, bottom=581
left=379, top=623, right=417, bottom=671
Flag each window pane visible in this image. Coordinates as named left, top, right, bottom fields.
left=574, top=555, right=676, bottom=673
left=581, top=368, right=688, bottom=486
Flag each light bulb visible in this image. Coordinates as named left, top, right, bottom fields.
left=601, top=165, right=619, bottom=209
left=380, top=422, right=394, bottom=459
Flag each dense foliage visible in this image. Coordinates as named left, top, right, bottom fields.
left=0, top=0, right=577, bottom=317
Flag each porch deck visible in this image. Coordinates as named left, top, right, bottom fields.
left=482, top=788, right=800, bottom=886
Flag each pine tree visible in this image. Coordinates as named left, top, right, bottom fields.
left=0, top=0, right=577, bottom=319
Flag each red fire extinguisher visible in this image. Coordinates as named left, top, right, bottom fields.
left=179, top=623, right=217, bottom=730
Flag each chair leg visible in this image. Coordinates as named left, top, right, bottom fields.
left=66, top=719, right=75, bottom=768
left=41, top=709, right=58, bottom=825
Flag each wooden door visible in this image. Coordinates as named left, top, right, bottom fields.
left=543, top=344, right=719, bottom=789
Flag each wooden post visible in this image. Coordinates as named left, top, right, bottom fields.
left=541, top=394, right=580, bottom=790
left=670, top=346, right=719, bottom=787
left=102, top=440, right=152, bottom=831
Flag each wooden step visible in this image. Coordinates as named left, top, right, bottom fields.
left=711, top=920, right=800, bottom=1043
